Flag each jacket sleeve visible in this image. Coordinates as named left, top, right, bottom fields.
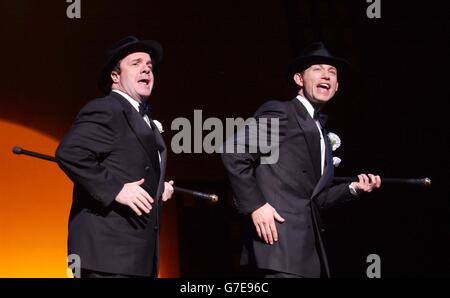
left=55, top=99, right=123, bottom=207
left=221, top=101, right=288, bottom=215
left=315, top=182, right=354, bottom=210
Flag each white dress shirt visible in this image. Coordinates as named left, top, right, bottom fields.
left=296, top=95, right=325, bottom=176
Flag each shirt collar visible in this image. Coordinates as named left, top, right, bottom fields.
left=296, top=95, right=315, bottom=119
left=112, top=89, right=141, bottom=112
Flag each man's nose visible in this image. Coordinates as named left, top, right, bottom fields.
left=321, top=71, right=331, bottom=79
left=142, top=65, right=151, bottom=73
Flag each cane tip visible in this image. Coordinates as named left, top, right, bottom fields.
left=209, top=194, right=219, bottom=203
left=12, top=146, right=22, bottom=154
left=424, top=178, right=431, bottom=186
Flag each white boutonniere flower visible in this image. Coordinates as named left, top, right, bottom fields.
left=327, top=132, right=341, bottom=151
left=328, top=132, right=341, bottom=167
left=153, top=120, right=164, bottom=133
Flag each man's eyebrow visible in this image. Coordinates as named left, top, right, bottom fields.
left=326, top=65, right=337, bottom=71
left=129, top=58, right=153, bottom=64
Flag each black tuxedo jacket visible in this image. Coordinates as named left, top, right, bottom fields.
left=56, top=92, right=167, bottom=277
left=222, top=98, right=353, bottom=277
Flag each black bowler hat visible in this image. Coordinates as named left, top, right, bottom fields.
left=98, top=36, right=163, bottom=94
left=288, top=42, right=349, bottom=76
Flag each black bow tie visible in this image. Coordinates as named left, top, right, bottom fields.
left=313, top=110, right=328, bottom=127
left=138, top=102, right=151, bottom=117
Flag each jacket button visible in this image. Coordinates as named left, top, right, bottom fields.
left=154, top=226, right=159, bottom=231
left=321, top=228, right=326, bottom=233
left=145, top=166, right=150, bottom=172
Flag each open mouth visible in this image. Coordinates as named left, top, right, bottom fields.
left=138, top=78, right=150, bottom=86
left=317, top=83, right=330, bottom=91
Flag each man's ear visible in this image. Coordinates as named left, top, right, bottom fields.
left=335, top=81, right=339, bottom=92
left=111, top=71, right=120, bottom=83
left=293, top=73, right=304, bottom=88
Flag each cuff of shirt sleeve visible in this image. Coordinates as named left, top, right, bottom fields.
left=349, top=183, right=359, bottom=197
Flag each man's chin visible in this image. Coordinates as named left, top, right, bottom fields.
left=138, top=90, right=152, bottom=99
left=312, top=96, right=332, bottom=104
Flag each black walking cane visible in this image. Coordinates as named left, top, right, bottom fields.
left=12, top=146, right=219, bottom=203
left=333, top=176, right=431, bottom=186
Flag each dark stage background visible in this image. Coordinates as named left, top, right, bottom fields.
left=0, top=0, right=448, bottom=277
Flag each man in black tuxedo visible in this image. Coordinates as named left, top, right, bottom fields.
left=56, top=36, right=174, bottom=278
left=221, top=42, right=381, bottom=278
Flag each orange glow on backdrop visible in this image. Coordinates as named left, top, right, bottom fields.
left=0, top=119, right=179, bottom=277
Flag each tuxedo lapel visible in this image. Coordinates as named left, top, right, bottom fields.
left=150, top=120, right=167, bottom=201
left=291, top=99, right=322, bottom=182
left=111, top=93, right=161, bottom=177
left=311, top=128, right=334, bottom=199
